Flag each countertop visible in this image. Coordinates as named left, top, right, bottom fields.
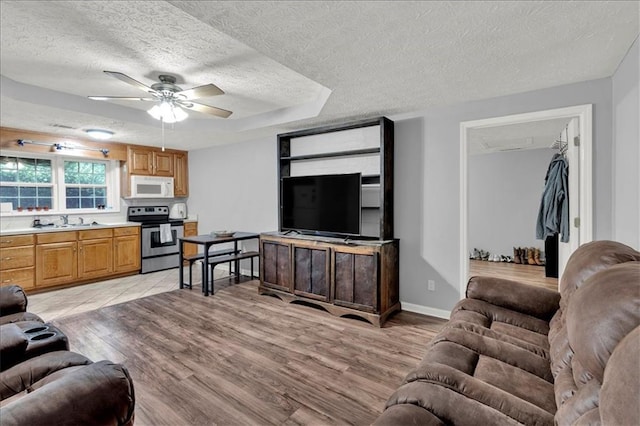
left=0, top=222, right=141, bottom=236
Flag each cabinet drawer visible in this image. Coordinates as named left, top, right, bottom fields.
left=78, top=228, right=113, bottom=240
left=37, top=231, right=76, bottom=244
left=0, top=267, right=35, bottom=289
left=0, top=246, right=35, bottom=270
left=184, top=222, right=197, bottom=233
left=113, top=226, right=140, bottom=237
left=0, top=234, right=35, bottom=248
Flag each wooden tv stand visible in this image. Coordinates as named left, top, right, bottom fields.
left=259, top=232, right=400, bottom=327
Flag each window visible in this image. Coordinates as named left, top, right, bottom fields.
left=64, top=160, right=107, bottom=209
left=0, top=156, right=54, bottom=209
left=0, top=153, right=118, bottom=213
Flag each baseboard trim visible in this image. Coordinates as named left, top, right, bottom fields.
left=401, top=301, right=451, bottom=320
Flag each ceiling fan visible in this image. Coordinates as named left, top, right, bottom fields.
left=88, top=71, right=232, bottom=122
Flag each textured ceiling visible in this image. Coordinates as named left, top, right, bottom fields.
left=0, top=1, right=638, bottom=150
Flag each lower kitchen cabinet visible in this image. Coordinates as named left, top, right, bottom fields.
left=0, top=234, right=35, bottom=290
left=114, top=227, right=140, bottom=273
left=182, top=221, right=198, bottom=264
left=78, top=229, right=114, bottom=279
left=36, top=232, right=78, bottom=288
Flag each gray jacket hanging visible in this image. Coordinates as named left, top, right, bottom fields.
left=536, top=153, right=569, bottom=242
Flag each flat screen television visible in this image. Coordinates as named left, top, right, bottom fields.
left=281, top=173, right=361, bottom=236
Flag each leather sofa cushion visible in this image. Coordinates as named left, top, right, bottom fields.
left=600, top=326, right=640, bottom=425
left=0, top=351, right=91, bottom=400
left=0, top=360, right=135, bottom=426
left=0, top=286, right=28, bottom=317
left=559, top=241, right=640, bottom=310
left=0, top=324, right=28, bottom=370
left=566, top=262, right=640, bottom=384
left=0, top=312, right=43, bottom=326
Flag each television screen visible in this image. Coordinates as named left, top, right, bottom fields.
left=281, top=173, right=361, bottom=236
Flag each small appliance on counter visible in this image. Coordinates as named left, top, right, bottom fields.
left=170, top=203, right=187, bottom=219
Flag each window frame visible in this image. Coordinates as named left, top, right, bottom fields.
left=0, top=151, right=120, bottom=216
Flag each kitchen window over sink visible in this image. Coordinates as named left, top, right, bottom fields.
left=0, top=153, right=119, bottom=214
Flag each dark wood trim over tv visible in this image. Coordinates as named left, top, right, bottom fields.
left=277, top=117, right=395, bottom=240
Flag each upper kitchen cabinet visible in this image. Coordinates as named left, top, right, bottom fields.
left=123, top=145, right=189, bottom=197
left=127, top=146, right=173, bottom=176
left=173, top=152, right=189, bottom=197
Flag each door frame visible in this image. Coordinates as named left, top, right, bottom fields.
left=459, top=104, right=593, bottom=300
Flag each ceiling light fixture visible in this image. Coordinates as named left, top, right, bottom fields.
left=147, top=100, right=188, bottom=124
left=85, top=129, right=114, bottom=140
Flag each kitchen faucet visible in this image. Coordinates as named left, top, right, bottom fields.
left=60, top=215, right=69, bottom=225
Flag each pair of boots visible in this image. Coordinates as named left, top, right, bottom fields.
left=513, top=247, right=544, bottom=265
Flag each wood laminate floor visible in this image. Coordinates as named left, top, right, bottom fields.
left=52, top=280, right=446, bottom=426
left=469, top=259, right=558, bottom=291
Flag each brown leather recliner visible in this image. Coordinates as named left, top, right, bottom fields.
left=0, top=285, right=43, bottom=325
left=374, top=240, right=640, bottom=425
left=0, top=285, right=136, bottom=425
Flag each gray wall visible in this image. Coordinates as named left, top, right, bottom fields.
left=188, top=137, right=278, bottom=257
left=468, top=148, right=556, bottom=259
left=188, top=76, right=614, bottom=315
left=612, top=37, right=639, bottom=249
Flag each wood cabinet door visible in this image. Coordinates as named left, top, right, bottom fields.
left=332, top=248, right=379, bottom=313
left=173, top=152, right=189, bottom=197
left=129, top=147, right=153, bottom=175
left=114, top=235, right=141, bottom=273
left=153, top=151, right=174, bottom=176
left=183, top=222, right=198, bottom=262
left=36, top=242, right=77, bottom=287
left=293, top=245, right=330, bottom=301
left=1, top=267, right=35, bottom=290
left=261, top=240, right=291, bottom=292
left=78, top=238, right=113, bottom=279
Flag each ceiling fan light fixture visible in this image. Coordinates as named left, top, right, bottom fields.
left=85, top=129, right=114, bottom=140
left=147, top=101, right=188, bottom=124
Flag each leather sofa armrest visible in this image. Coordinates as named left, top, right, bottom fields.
left=0, top=324, right=28, bottom=372
left=466, top=276, right=560, bottom=321
left=0, top=285, right=28, bottom=317
left=0, top=361, right=135, bottom=426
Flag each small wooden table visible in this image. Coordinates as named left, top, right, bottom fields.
left=178, top=232, right=259, bottom=296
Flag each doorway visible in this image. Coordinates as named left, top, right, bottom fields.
left=459, top=105, right=593, bottom=300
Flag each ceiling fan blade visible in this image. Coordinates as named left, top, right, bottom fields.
left=178, top=100, right=232, bottom=118
left=176, top=83, right=224, bottom=100
left=88, top=96, right=155, bottom=101
left=103, top=71, right=155, bottom=94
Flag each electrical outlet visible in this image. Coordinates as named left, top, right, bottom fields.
left=428, top=280, right=435, bottom=291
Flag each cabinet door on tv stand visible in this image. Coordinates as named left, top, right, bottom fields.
left=293, top=245, right=330, bottom=301
left=260, top=239, right=292, bottom=292
left=332, top=247, right=379, bottom=313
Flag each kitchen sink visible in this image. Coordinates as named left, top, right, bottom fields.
left=33, top=222, right=103, bottom=229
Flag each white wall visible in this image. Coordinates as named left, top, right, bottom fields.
left=187, top=76, right=614, bottom=315
left=468, top=148, right=556, bottom=258
left=612, top=36, right=639, bottom=250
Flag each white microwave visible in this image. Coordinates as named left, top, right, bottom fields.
left=130, top=175, right=174, bottom=198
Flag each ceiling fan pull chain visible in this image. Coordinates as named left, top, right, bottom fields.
left=161, top=117, right=165, bottom=152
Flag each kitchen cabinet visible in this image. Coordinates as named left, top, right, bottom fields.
left=78, top=229, right=113, bottom=279
left=114, top=227, right=140, bottom=273
left=0, top=234, right=35, bottom=290
left=124, top=145, right=188, bottom=196
left=36, top=232, right=78, bottom=288
left=127, top=146, right=175, bottom=177
left=182, top=221, right=198, bottom=264
left=173, top=152, right=189, bottom=197
left=259, top=233, right=399, bottom=327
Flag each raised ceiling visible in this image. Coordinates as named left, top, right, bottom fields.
left=1, top=1, right=638, bottom=150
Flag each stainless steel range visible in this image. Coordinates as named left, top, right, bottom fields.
left=127, top=206, right=184, bottom=274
